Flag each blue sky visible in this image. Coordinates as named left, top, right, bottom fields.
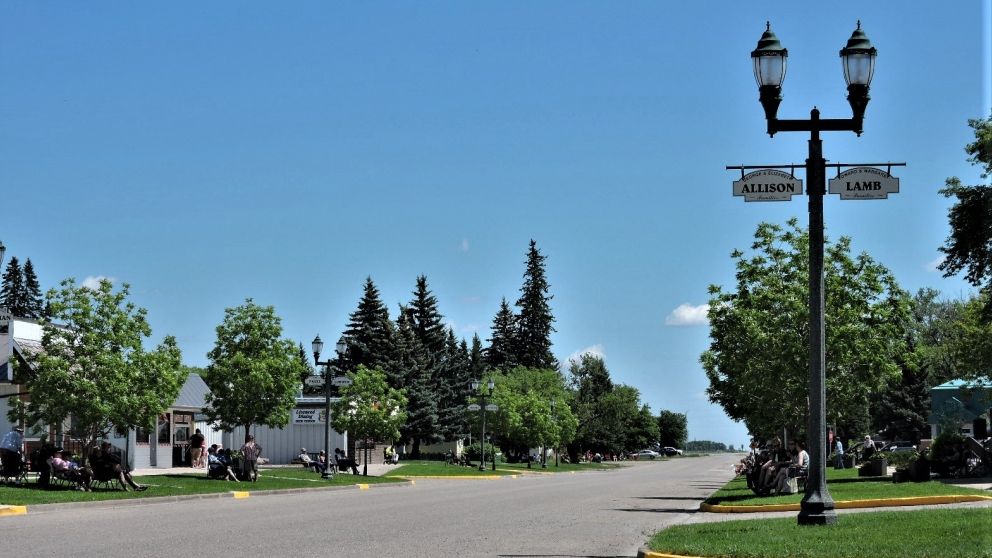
left=2, top=2, right=989, bottom=447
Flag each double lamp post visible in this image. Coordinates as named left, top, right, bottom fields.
left=469, top=378, right=496, bottom=471
left=749, top=21, right=877, bottom=526
left=311, top=334, right=348, bottom=479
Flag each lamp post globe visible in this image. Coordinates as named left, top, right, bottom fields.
left=336, top=336, right=348, bottom=355
left=312, top=335, right=324, bottom=361
left=840, top=21, right=876, bottom=129
left=751, top=22, right=787, bottom=122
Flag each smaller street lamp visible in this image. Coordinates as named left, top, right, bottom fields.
left=312, top=334, right=349, bottom=478
left=469, top=378, right=495, bottom=472
left=840, top=21, right=877, bottom=131
left=751, top=22, right=787, bottom=124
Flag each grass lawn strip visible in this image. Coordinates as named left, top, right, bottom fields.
left=647, top=507, right=992, bottom=558
left=705, top=468, right=990, bottom=508
left=383, top=462, right=504, bottom=478
left=0, top=470, right=402, bottom=506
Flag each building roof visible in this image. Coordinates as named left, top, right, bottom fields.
left=933, top=378, right=991, bottom=390
left=173, top=373, right=211, bottom=411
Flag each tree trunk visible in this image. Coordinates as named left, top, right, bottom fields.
left=243, top=424, right=252, bottom=444
left=412, top=439, right=421, bottom=459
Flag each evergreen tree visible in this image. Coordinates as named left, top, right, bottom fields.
left=436, top=329, right=472, bottom=440
left=469, top=334, right=486, bottom=379
left=0, top=256, right=25, bottom=316
left=342, top=277, right=395, bottom=375
left=21, top=259, right=43, bottom=319
left=394, top=307, right=440, bottom=457
left=485, top=298, right=517, bottom=369
left=408, top=275, right=446, bottom=354
left=513, top=240, right=557, bottom=369
left=298, top=342, right=319, bottom=395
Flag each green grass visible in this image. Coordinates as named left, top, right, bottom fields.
left=648, top=508, right=992, bottom=557
left=0, top=467, right=403, bottom=506
left=707, top=468, right=990, bottom=506
left=383, top=461, right=504, bottom=477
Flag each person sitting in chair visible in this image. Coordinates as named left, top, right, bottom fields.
left=298, top=448, right=317, bottom=471
left=334, top=448, right=359, bottom=474
left=207, top=445, right=239, bottom=482
left=50, top=450, right=93, bottom=492
left=90, top=442, right=146, bottom=491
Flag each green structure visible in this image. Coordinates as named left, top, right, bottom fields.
left=928, top=379, right=992, bottom=439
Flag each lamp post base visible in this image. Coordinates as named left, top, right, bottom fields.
left=798, top=501, right=837, bottom=525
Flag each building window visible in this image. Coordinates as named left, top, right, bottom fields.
left=157, top=414, right=171, bottom=444
left=136, top=426, right=150, bottom=444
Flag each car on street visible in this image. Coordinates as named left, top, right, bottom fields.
left=880, top=441, right=916, bottom=453
left=662, top=447, right=683, bottom=456
left=630, top=449, right=661, bottom=460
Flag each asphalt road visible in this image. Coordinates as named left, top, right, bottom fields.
left=1, top=453, right=739, bottom=558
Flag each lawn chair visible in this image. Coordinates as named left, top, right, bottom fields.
left=0, top=452, right=29, bottom=485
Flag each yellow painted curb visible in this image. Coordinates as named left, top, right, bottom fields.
left=639, top=551, right=706, bottom=558
left=357, top=484, right=370, bottom=490
left=0, top=505, right=27, bottom=517
left=700, top=494, right=992, bottom=513
left=230, top=491, right=251, bottom=499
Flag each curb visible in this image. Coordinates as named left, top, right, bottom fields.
left=391, top=475, right=511, bottom=480
left=699, top=494, right=992, bottom=513
left=0, top=480, right=415, bottom=516
left=638, top=549, right=704, bottom=558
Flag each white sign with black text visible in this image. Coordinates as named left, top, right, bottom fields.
left=733, top=169, right=803, bottom=202
left=828, top=167, right=899, bottom=200
left=293, top=408, right=327, bottom=424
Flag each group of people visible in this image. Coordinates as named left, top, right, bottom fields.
left=737, top=437, right=809, bottom=495
left=206, top=434, right=264, bottom=482
left=297, top=447, right=360, bottom=475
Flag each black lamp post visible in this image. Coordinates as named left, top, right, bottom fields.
left=551, top=399, right=559, bottom=467
left=470, top=378, right=495, bottom=472
left=0, top=241, right=6, bottom=272
left=312, top=334, right=348, bottom=479
left=751, top=21, right=876, bottom=526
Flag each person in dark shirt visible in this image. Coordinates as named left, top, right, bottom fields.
left=90, top=442, right=146, bottom=491
left=189, top=429, right=206, bottom=468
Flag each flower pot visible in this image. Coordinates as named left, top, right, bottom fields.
left=860, top=458, right=887, bottom=477
left=909, top=459, right=931, bottom=482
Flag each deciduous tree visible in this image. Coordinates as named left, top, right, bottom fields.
left=330, top=365, right=407, bottom=476
left=204, top=299, right=304, bottom=443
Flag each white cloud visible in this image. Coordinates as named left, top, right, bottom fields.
left=443, top=318, right=481, bottom=336
left=566, top=344, right=606, bottom=366
left=81, top=276, right=117, bottom=290
left=459, top=238, right=470, bottom=252
left=926, top=255, right=945, bottom=272
left=665, top=303, right=709, bottom=326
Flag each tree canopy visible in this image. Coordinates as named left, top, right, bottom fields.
left=939, top=115, right=992, bottom=320
left=12, top=278, right=185, bottom=462
left=702, top=219, right=907, bottom=440
left=204, top=299, right=305, bottom=442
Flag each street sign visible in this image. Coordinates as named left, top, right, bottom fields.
left=330, top=376, right=353, bottom=387
left=484, top=404, right=499, bottom=412
left=829, top=167, right=899, bottom=200
left=467, top=404, right=481, bottom=411
left=304, top=376, right=325, bottom=387
left=733, top=169, right=803, bottom=202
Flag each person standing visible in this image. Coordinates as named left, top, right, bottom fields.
left=0, top=426, right=24, bottom=481
left=189, top=429, right=205, bottom=468
left=240, top=435, right=262, bottom=482
left=834, top=437, right=845, bottom=469
left=862, top=435, right=875, bottom=460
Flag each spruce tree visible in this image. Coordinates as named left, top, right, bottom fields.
left=22, top=259, right=43, bottom=319
left=513, top=240, right=557, bottom=369
left=470, top=334, right=486, bottom=379
left=436, top=329, right=472, bottom=440
left=342, top=277, right=395, bottom=375
left=394, top=307, right=440, bottom=457
left=408, top=275, right=446, bottom=354
left=0, top=256, right=25, bottom=317
left=485, top=297, right=517, bottom=369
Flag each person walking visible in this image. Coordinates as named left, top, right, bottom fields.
left=0, top=426, right=24, bottom=483
left=189, top=429, right=205, bottom=468
left=240, top=435, right=262, bottom=482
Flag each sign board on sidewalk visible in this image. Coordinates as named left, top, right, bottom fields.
left=828, top=167, right=899, bottom=200
left=304, top=376, right=325, bottom=387
left=485, top=404, right=499, bottom=412
left=467, top=404, right=482, bottom=411
left=733, top=169, right=803, bottom=202
left=331, top=376, right=354, bottom=387
left=293, top=408, right=326, bottom=424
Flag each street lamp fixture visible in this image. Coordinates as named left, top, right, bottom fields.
left=311, top=334, right=349, bottom=478
left=470, top=378, right=496, bottom=471
left=749, top=21, right=877, bottom=526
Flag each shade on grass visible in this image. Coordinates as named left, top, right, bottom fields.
left=707, top=468, right=990, bottom=506
left=383, top=462, right=504, bottom=477
left=648, top=508, right=992, bottom=558
left=0, top=468, right=403, bottom=506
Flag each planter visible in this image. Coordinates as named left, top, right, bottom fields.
left=843, top=454, right=856, bottom=469
left=859, top=458, right=887, bottom=477
left=909, top=459, right=931, bottom=482
left=892, top=469, right=909, bottom=483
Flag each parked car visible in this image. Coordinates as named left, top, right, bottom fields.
left=630, top=449, right=660, bottom=460
left=662, top=447, right=683, bottom=456
left=881, top=441, right=917, bottom=453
